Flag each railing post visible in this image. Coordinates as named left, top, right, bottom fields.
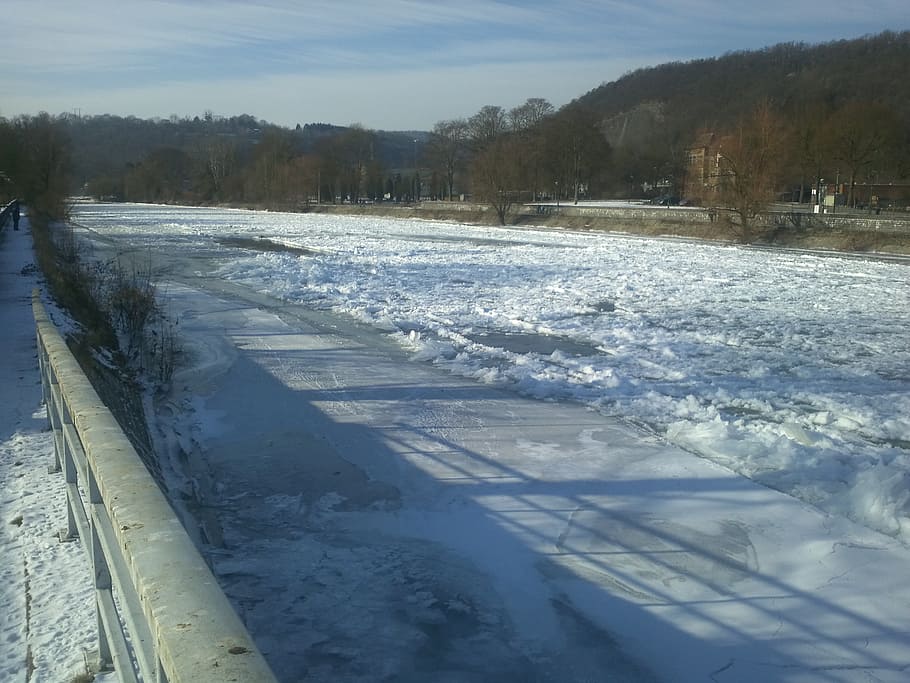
left=47, top=364, right=62, bottom=472
left=90, top=514, right=114, bottom=672
left=62, top=437, right=78, bottom=540
left=55, top=391, right=80, bottom=541
left=157, top=659, right=170, bottom=683
left=87, top=466, right=109, bottom=671
left=36, top=331, right=48, bottom=409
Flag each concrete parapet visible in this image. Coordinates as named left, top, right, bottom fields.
left=33, top=292, right=277, bottom=683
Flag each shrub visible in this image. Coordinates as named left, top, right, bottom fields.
left=108, top=260, right=158, bottom=356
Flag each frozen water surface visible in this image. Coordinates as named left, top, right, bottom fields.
left=67, top=203, right=910, bottom=681
left=73, top=202, right=910, bottom=544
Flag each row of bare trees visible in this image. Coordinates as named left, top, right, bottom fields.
left=788, top=100, right=906, bottom=207
left=437, top=95, right=908, bottom=231
left=0, top=113, right=73, bottom=219
left=6, top=95, right=906, bottom=240
left=89, top=122, right=402, bottom=208
left=425, top=99, right=611, bottom=223
left=710, top=98, right=907, bottom=241
left=76, top=98, right=614, bottom=223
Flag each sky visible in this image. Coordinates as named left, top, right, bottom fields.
left=1, top=1, right=908, bottom=131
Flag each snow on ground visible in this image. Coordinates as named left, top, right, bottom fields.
left=0, top=217, right=109, bottom=683
left=73, top=203, right=910, bottom=545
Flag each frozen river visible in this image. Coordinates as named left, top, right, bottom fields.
left=74, top=202, right=910, bottom=543
left=70, top=203, right=910, bottom=681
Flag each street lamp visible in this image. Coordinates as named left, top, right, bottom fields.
left=834, top=170, right=839, bottom=215
left=413, top=139, right=419, bottom=202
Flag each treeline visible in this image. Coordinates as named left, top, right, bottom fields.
left=61, top=113, right=426, bottom=207
left=431, top=100, right=610, bottom=222
left=3, top=31, right=908, bottom=227
left=47, top=103, right=614, bottom=216
left=0, top=112, right=72, bottom=219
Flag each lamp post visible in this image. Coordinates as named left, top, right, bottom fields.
left=413, top=139, right=419, bottom=202
left=833, top=170, right=839, bottom=215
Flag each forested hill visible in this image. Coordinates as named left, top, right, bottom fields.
left=65, top=114, right=426, bottom=191
left=571, top=30, right=910, bottom=145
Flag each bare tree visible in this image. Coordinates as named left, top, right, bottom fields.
left=427, top=119, right=468, bottom=200
left=0, top=117, right=23, bottom=202
left=245, top=128, right=294, bottom=203
left=471, top=136, right=523, bottom=225
left=540, top=106, right=611, bottom=204
left=509, top=98, right=555, bottom=200
left=508, top=98, right=554, bottom=133
left=315, top=125, right=377, bottom=203
left=715, top=101, right=788, bottom=243
left=788, top=100, right=832, bottom=205
left=468, top=105, right=508, bottom=149
left=124, top=147, right=190, bottom=202
left=286, top=154, right=321, bottom=206
left=824, top=101, right=901, bottom=207
left=14, top=112, right=72, bottom=218
left=198, top=136, right=235, bottom=201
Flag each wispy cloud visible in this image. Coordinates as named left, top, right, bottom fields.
left=2, top=0, right=906, bottom=128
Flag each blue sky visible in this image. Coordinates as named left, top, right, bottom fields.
left=2, top=1, right=907, bottom=131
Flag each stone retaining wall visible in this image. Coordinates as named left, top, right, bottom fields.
left=299, top=201, right=910, bottom=249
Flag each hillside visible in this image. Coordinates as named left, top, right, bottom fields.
left=572, top=30, right=910, bottom=146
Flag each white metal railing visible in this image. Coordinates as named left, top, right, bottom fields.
left=33, top=290, right=277, bottom=683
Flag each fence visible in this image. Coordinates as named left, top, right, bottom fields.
left=33, top=291, right=277, bottom=683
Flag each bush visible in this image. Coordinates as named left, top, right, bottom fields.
left=30, top=216, right=117, bottom=350
left=109, top=260, right=158, bottom=356
left=31, top=217, right=180, bottom=387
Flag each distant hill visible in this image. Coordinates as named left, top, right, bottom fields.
left=570, top=30, right=910, bottom=147
left=64, top=114, right=428, bottom=189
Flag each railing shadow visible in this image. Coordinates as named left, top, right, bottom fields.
left=174, top=329, right=908, bottom=682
